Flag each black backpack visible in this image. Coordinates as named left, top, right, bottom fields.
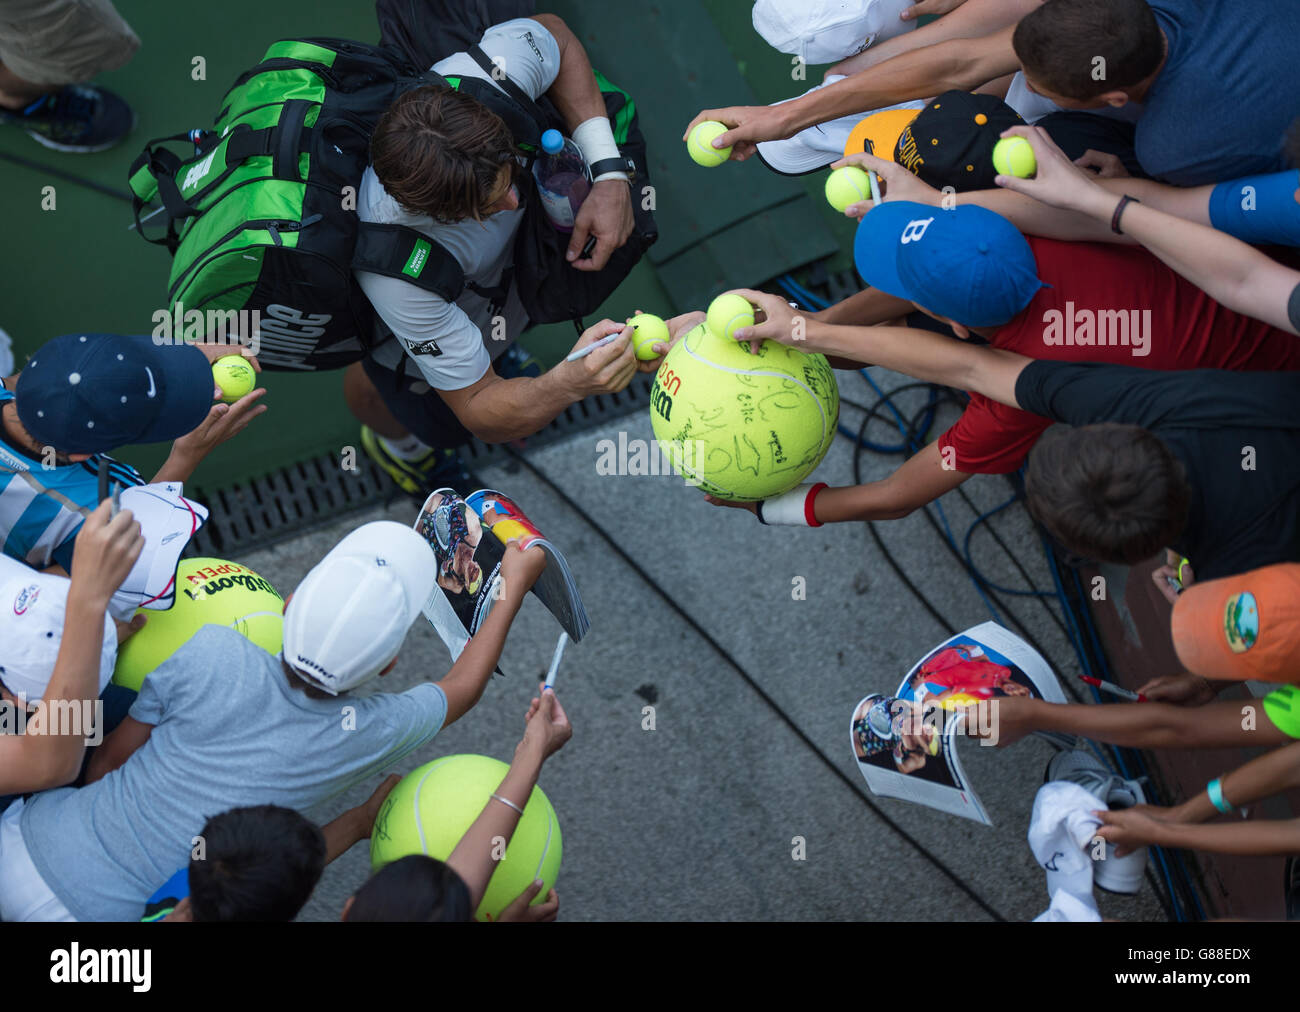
left=129, top=36, right=656, bottom=372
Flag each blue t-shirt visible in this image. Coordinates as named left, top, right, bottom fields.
left=20, top=626, right=448, bottom=922
left=1137, top=0, right=1300, bottom=185
left=0, top=386, right=144, bottom=571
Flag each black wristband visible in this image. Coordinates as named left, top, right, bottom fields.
left=1111, top=194, right=1140, bottom=234
left=588, top=156, right=635, bottom=181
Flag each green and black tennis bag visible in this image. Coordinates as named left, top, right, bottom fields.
left=128, top=37, right=657, bottom=371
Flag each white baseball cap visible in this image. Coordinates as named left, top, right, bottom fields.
left=0, top=555, right=117, bottom=704
left=752, top=0, right=914, bottom=67
left=281, top=521, right=437, bottom=695
left=109, top=482, right=209, bottom=617
left=757, top=81, right=924, bottom=174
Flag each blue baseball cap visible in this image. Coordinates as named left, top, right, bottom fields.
left=16, top=334, right=215, bottom=454
left=854, top=201, right=1046, bottom=328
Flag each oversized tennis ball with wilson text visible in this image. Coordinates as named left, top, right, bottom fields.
left=626, top=314, right=671, bottom=361
left=688, top=120, right=732, bottom=167
left=212, top=355, right=256, bottom=403
left=650, top=323, right=839, bottom=501
left=112, top=558, right=284, bottom=692
left=706, top=292, right=756, bottom=342
left=991, top=137, right=1036, bottom=179
left=370, top=754, right=562, bottom=922
left=825, top=165, right=872, bottom=213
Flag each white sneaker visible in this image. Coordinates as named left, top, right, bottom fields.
left=1046, top=749, right=1149, bottom=895
left=0, top=328, right=13, bottom=376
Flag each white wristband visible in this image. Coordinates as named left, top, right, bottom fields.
left=756, top=483, right=827, bottom=527
left=572, top=116, right=622, bottom=179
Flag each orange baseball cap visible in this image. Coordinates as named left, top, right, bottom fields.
left=843, top=107, right=919, bottom=161
left=1170, top=563, right=1300, bottom=683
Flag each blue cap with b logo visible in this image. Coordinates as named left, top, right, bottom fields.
left=854, top=201, right=1046, bottom=328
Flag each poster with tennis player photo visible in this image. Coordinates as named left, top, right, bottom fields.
left=849, top=621, right=1068, bottom=825
left=414, top=488, right=506, bottom=663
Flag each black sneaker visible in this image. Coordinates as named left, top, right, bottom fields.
left=360, top=426, right=472, bottom=497
left=1, top=84, right=135, bottom=153
left=495, top=342, right=543, bottom=380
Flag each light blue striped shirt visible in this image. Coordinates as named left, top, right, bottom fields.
left=0, top=386, right=143, bottom=572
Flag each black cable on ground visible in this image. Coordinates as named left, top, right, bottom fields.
left=503, top=444, right=1010, bottom=923
left=0, top=148, right=134, bottom=203
left=847, top=380, right=1079, bottom=697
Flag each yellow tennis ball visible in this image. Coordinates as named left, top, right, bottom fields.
left=111, top=558, right=284, bottom=692
left=706, top=292, right=756, bottom=342
left=626, top=314, right=671, bottom=361
left=212, top=355, right=256, bottom=403
left=825, top=165, right=872, bottom=213
left=650, top=323, right=840, bottom=501
left=688, top=120, right=732, bottom=167
left=370, top=754, right=563, bottom=922
left=992, top=136, right=1036, bottom=179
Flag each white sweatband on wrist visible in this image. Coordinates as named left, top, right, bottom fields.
left=755, top=483, right=827, bottom=527
left=572, top=116, right=624, bottom=181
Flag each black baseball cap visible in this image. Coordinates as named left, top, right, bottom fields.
left=893, top=91, right=1026, bottom=192
left=16, top=334, right=214, bottom=454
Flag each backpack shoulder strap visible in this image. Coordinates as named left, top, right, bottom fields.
left=463, top=44, right=551, bottom=138
left=352, top=222, right=466, bottom=302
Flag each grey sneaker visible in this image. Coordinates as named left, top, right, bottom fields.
left=1046, top=749, right=1149, bottom=895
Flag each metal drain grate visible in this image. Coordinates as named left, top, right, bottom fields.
left=186, top=373, right=658, bottom=558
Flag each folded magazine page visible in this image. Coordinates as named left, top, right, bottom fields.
left=466, top=488, right=590, bottom=642
left=414, top=488, right=506, bottom=662
left=850, top=621, right=1068, bottom=825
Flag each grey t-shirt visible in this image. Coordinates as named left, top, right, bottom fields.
left=356, top=17, right=562, bottom=391
left=19, top=626, right=447, bottom=922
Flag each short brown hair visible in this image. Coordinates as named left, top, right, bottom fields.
left=371, top=85, right=517, bottom=223
left=1013, top=0, right=1164, bottom=101
left=1025, top=423, right=1190, bottom=565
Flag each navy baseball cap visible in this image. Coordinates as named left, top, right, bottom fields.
left=16, top=334, right=215, bottom=454
left=854, top=201, right=1046, bottom=328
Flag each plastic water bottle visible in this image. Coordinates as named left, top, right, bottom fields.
left=532, top=128, right=591, bottom=233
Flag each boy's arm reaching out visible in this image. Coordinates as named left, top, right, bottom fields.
left=968, top=696, right=1293, bottom=751
left=732, top=289, right=1031, bottom=408
left=436, top=544, right=547, bottom=726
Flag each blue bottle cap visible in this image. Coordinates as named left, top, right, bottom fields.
left=540, top=129, right=564, bottom=155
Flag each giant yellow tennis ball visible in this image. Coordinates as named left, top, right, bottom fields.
left=706, top=292, right=755, bottom=342
left=626, top=314, right=671, bottom=361
left=370, top=754, right=562, bottom=922
left=992, top=136, right=1036, bottom=179
left=111, top=558, right=284, bottom=692
left=650, top=323, right=840, bottom=500
left=688, top=120, right=732, bottom=167
left=825, top=165, right=872, bottom=213
left=212, top=355, right=256, bottom=403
